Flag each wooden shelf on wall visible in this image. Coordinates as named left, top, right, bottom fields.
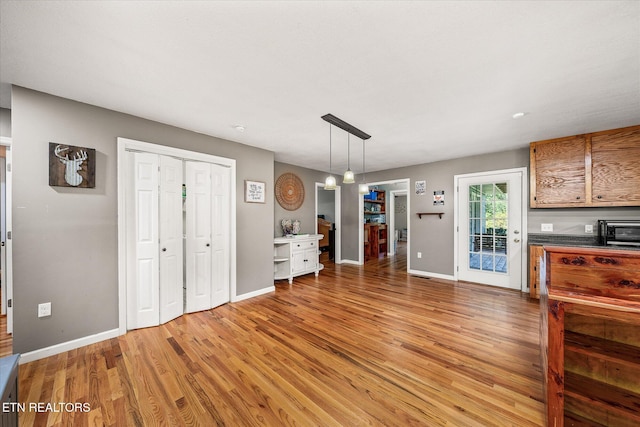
left=417, top=212, right=444, bottom=219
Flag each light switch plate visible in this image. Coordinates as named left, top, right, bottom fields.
left=585, top=224, right=594, bottom=233
left=38, top=302, right=51, bottom=318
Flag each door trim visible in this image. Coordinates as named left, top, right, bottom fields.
left=0, top=136, right=12, bottom=334
left=117, top=137, right=237, bottom=335
left=453, top=167, right=528, bottom=291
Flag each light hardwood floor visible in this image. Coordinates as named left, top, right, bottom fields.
left=16, top=247, right=544, bottom=426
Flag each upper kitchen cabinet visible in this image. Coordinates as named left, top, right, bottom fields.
left=591, top=127, right=640, bottom=205
left=530, top=135, right=587, bottom=207
left=530, top=125, right=640, bottom=208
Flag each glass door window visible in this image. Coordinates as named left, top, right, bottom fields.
left=468, top=182, right=508, bottom=274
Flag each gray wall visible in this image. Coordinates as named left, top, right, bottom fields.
left=0, top=108, right=10, bottom=137
left=274, top=162, right=327, bottom=237
left=12, top=87, right=274, bottom=354
left=394, top=195, right=408, bottom=236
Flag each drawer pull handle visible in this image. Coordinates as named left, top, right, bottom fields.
left=561, top=256, right=586, bottom=265
left=618, top=280, right=639, bottom=288
left=594, top=257, right=617, bottom=265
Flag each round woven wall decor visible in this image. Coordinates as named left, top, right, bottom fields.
left=275, top=172, right=305, bottom=211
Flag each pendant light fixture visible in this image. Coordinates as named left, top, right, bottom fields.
left=324, top=124, right=337, bottom=190
left=320, top=114, right=371, bottom=192
left=359, top=137, right=370, bottom=194
left=343, top=133, right=355, bottom=184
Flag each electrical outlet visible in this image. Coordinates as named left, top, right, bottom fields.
left=585, top=224, right=594, bottom=233
left=541, top=223, right=553, bottom=232
left=38, top=302, right=51, bottom=318
left=417, top=252, right=422, bottom=259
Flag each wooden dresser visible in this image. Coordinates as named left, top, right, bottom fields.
left=541, top=246, right=640, bottom=426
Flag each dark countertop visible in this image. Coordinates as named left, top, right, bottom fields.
left=528, top=233, right=640, bottom=251
left=528, top=233, right=599, bottom=246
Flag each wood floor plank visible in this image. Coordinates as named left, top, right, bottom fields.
left=17, top=244, right=544, bottom=426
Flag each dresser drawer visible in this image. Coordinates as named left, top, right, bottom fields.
left=292, top=241, right=316, bottom=251
left=548, top=252, right=640, bottom=301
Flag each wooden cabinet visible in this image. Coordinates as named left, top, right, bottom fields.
left=591, top=126, right=640, bottom=205
left=364, top=190, right=388, bottom=262
left=530, top=124, right=640, bottom=208
left=364, top=190, right=386, bottom=219
left=541, top=246, right=640, bottom=426
left=274, top=235, right=324, bottom=284
left=364, top=223, right=387, bottom=261
left=528, top=244, right=544, bottom=299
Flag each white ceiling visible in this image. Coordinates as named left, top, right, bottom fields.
left=1, top=1, right=638, bottom=173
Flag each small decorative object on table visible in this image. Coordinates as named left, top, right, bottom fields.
left=281, top=219, right=301, bottom=236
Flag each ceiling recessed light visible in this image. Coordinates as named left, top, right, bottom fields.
left=233, top=125, right=245, bottom=132
left=512, top=112, right=527, bottom=119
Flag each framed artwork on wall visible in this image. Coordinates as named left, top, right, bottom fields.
left=245, top=180, right=266, bottom=203
left=49, top=142, right=96, bottom=188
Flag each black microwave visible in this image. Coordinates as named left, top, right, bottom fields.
left=598, top=220, right=640, bottom=247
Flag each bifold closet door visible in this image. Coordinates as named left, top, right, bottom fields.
left=210, top=162, right=231, bottom=309
left=127, top=152, right=160, bottom=330
left=185, top=161, right=230, bottom=313
left=127, top=152, right=183, bottom=330
left=159, top=155, right=184, bottom=324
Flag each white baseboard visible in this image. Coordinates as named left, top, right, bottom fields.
left=339, top=259, right=361, bottom=265
left=19, top=328, right=120, bottom=364
left=408, top=269, right=456, bottom=282
left=232, top=285, right=275, bottom=302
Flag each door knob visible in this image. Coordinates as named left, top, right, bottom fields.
left=206, top=243, right=210, bottom=247
left=514, top=230, right=520, bottom=234
left=162, top=248, right=167, bottom=252
left=514, top=239, right=520, bottom=243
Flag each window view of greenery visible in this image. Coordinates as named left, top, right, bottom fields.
left=468, top=182, right=508, bottom=273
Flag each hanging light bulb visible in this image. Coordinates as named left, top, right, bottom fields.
left=324, top=124, right=337, bottom=190
left=359, top=137, right=369, bottom=194
left=343, top=133, right=355, bottom=184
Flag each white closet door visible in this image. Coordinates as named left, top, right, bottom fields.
left=127, top=152, right=160, bottom=329
left=159, top=156, right=184, bottom=324
left=210, top=163, right=230, bottom=308
left=185, top=161, right=213, bottom=313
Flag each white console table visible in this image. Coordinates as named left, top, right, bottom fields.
left=274, top=234, right=324, bottom=284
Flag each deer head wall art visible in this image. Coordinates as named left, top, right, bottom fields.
left=49, top=142, right=96, bottom=188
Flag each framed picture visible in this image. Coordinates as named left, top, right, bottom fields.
left=245, top=180, right=266, bottom=203
left=49, top=142, right=96, bottom=188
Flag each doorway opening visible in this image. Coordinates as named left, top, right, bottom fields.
left=315, top=182, right=341, bottom=264
left=359, top=179, right=410, bottom=269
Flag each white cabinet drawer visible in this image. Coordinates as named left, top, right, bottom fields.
left=292, top=241, right=316, bottom=251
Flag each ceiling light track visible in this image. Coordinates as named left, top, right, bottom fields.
left=321, top=114, right=371, bottom=140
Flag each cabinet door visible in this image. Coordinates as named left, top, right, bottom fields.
left=591, top=127, right=640, bottom=206
left=531, top=137, right=586, bottom=207
left=292, top=250, right=306, bottom=273
left=304, top=248, right=318, bottom=271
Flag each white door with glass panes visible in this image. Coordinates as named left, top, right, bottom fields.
left=457, top=171, right=523, bottom=290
